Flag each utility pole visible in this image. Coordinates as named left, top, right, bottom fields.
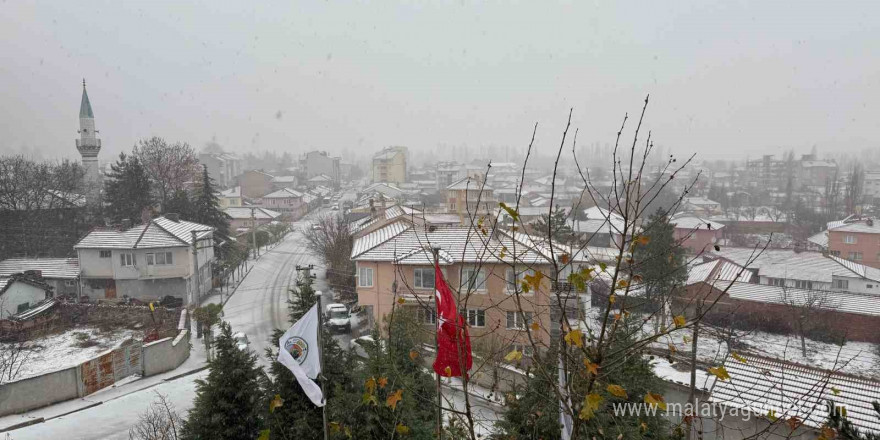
left=190, top=228, right=214, bottom=307
left=296, top=265, right=317, bottom=290
left=251, top=207, right=259, bottom=259
left=315, top=290, right=330, bottom=440
left=432, top=246, right=443, bottom=440
left=191, top=230, right=201, bottom=307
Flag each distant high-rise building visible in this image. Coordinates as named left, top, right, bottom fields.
left=372, top=146, right=408, bottom=185
left=76, top=80, right=102, bottom=202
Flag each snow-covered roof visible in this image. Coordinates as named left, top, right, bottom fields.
left=712, top=355, right=880, bottom=434
left=0, top=258, right=79, bottom=279
left=224, top=207, right=282, bottom=220
left=446, top=177, right=493, bottom=191
left=569, top=206, right=627, bottom=235
left=807, top=230, right=828, bottom=248
left=683, top=197, right=720, bottom=206
left=708, top=248, right=880, bottom=283
left=219, top=186, right=241, bottom=198
left=351, top=221, right=551, bottom=265
left=75, top=216, right=213, bottom=249
left=671, top=215, right=725, bottom=231
left=723, top=282, right=880, bottom=317
left=686, top=259, right=753, bottom=285
left=271, top=175, right=297, bottom=183
left=307, top=174, right=333, bottom=182
left=261, top=188, right=304, bottom=199
left=829, top=219, right=880, bottom=234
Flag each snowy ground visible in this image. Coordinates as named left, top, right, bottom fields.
left=580, top=306, right=880, bottom=380
left=1, top=327, right=142, bottom=381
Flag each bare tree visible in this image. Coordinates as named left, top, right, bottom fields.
left=779, top=285, right=836, bottom=358
left=128, top=391, right=183, bottom=440
left=0, top=155, right=92, bottom=259
left=302, top=214, right=356, bottom=302
left=845, top=163, right=865, bottom=216
left=132, top=137, right=199, bottom=209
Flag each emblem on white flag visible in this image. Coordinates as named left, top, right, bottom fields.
left=278, top=304, right=324, bottom=406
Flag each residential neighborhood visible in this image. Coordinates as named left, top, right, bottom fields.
left=2, top=2, right=880, bottom=439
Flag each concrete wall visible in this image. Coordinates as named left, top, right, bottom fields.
left=0, top=330, right=191, bottom=417
left=0, top=366, right=79, bottom=416
left=117, top=277, right=187, bottom=302
left=142, top=330, right=191, bottom=377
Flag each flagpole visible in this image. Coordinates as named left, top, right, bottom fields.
left=315, top=291, right=329, bottom=440
left=433, top=247, right=443, bottom=440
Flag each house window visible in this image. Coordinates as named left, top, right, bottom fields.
left=848, top=252, right=863, bottom=261
left=120, top=253, right=135, bottom=267
left=830, top=250, right=841, bottom=257
left=358, top=266, right=374, bottom=288
left=99, top=250, right=111, bottom=258
left=461, top=267, right=487, bottom=292
left=65, top=280, right=77, bottom=287
left=794, top=280, right=813, bottom=290
left=506, top=311, right=533, bottom=330
left=146, top=253, right=155, bottom=265
left=467, top=309, right=486, bottom=327
left=768, top=278, right=785, bottom=287
left=832, top=279, right=849, bottom=289
left=417, top=307, right=436, bottom=325
left=505, top=267, right=535, bottom=293
left=156, top=252, right=173, bottom=265
left=413, top=268, right=435, bottom=290
left=844, top=235, right=856, bottom=244
left=868, top=284, right=874, bottom=289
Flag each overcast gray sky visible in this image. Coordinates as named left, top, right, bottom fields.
left=1, top=1, right=878, bottom=162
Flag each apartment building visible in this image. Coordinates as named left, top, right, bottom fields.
left=300, top=151, right=341, bottom=185
left=198, top=152, right=241, bottom=188
left=74, top=215, right=214, bottom=305
left=445, top=176, right=495, bottom=221
left=372, top=146, right=408, bottom=184
left=352, top=221, right=589, bottom=362
left=826, top=217, right=880, bottom=269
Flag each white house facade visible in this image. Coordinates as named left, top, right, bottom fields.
left=74, top=215, right=214, bottom=305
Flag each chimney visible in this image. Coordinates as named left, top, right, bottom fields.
left=166, top=213, right=180, bottom=222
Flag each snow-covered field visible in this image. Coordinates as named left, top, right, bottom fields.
left=2, top=327, right=142, bottom=381
left=580, top=307, right=880, bottom=380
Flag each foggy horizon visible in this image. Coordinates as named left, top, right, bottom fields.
left=2, top=1, right=878, bottom=164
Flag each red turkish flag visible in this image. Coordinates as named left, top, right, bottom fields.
left=432, top=263, right=472, bottom=377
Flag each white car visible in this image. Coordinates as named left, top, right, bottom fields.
left=324, top=303, right=351, bottom=333
left=232, top=332, right=250, bottom=351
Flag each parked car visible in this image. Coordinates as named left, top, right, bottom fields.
left=233, top=332, right=250, bottom=351
left=324, top=303, right=352, bottom=333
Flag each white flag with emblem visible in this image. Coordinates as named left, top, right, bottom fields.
left=278, top=303, right=324, bottom=406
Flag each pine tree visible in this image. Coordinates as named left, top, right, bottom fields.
left=181, top=322, right=265, bottom=440
left=104, top=153, right=153, bottom=223
left=162, top=189, right=193, bottom=219
left=192, top=165, right=230, bottom=237
left=496, top=318, right=676, bottom=439
left=632, top=208, right=687, bottom=314
left=534, top=206, right=575, bottom=244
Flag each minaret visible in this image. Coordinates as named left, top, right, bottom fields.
left=76, top=79, right=102, bottom=202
